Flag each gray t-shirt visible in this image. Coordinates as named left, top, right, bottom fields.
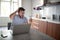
left=12, top=15, right=28, bottom=25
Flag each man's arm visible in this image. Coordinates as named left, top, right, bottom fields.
left=9, top=10, right=18, bottom=19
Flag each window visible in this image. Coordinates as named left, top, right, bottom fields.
left=1, top=2, right=10, bottom=17
left=0, top=0, right=22, bottom=17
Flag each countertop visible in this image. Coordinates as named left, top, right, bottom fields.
left=32, top=17, right=60, bottom=24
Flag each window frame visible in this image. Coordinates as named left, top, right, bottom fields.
left=0, top=0, right=22, bottom=17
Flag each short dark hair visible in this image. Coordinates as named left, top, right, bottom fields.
left=18, top=7, right=25, bottom=12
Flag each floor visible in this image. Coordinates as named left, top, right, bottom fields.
left=0, top=27, right=56, bottom=40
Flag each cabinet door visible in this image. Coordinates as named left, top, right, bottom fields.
left=55, top=24, right=60, bottom=40
left=52, top=23, right=56, bottom=39
left=39, top=21, right=47, bottom=34
left=47, top=22, right=60, bottom=40
left=47, top=23, right=52, bottom=36
left=47, top=22, right=57, bottom=38
left=31, top=19, right=40, bottom=30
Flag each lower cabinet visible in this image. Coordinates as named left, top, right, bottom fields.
left=39, top=21, right=47, bottom=34
left=31, top=19, right=60, bottom=40
left=31, top=19, right=40, bottom=30
left=47, top=22, right=56, bottom=38
left=47, top=22, right=60, bottom=40
left=55, top=24, right=60, bottom=40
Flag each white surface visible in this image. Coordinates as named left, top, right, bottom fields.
left=13, top=28, right=55, bottom=40
left=22, top=0, right=32, bottom=18
left=0, top=27, right=55, bottom=40
left=32, top=17, right=60, bottom=24
left=0, top=27, right=12, bottom=40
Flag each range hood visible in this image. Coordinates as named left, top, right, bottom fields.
left=48, top=0, right=60, bottom=3
left=40, top=0, right=60, bottom=6
left=46, top=0, right=60, bottom=5
left=43, top=0, right=60, bottom=6
left=33, top=0, right=60, bottom=10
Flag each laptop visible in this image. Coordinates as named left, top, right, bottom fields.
left=13, top=24, right=31, bottom=35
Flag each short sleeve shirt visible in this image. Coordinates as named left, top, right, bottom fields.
left=12, top=15, right=28, bottom=25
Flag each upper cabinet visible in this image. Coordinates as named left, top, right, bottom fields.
left=47, top=0, right=60, bottom=3
left=34, top=0, right=60, bottom=6
left=33, top=0, right=60, bottom=10
left=35, top=0, right=60, bottom=6
left=45, top=0, right=60, bottom=5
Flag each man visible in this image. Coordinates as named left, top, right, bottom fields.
left=0, top=7, right=28, bottom=38
left=10, top=7, right=28, bottom=25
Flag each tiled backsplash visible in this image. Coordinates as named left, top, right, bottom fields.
left=43, top=5, right=60, bottom=21
left=32, top=5, right=60, bottom=21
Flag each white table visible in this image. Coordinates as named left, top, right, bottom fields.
left=0, top=27, right=13, bottom=40
left=0, top=26, right=55, bottom=40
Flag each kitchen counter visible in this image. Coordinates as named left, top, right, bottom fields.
left=31, top=17, right=60, bottom=40
left=32, top=17, right=60, bottom=24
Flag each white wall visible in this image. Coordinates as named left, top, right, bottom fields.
left=31, top=0, right=44, bottom=17
left=22, top=0, right=32, bottom=19
left=44, top=5, right=60, bottom=20
left=0, top=0, right=32, bottom=26
left=32, top=0, right=60, bottom=21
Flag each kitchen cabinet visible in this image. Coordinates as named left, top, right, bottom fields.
left=39, top=20, right=47, bottom=34
left=45, top=0, right=60, bottom=5
left=55, top=24, right=60, bottom=40
left=35, top=0, right=60, bottom=8
left=31, top=19, right=60, bottom=40
left=31, top=19, right=48, bottom=34
left=31, top=19, right=47, bottom=34
left=31, top=19, right=40, bottom=30
left=47, top=22, right=56, bottom=38
left=47, top=22, right=60, bottom=40
left=47, top=0, right=60, bottom=3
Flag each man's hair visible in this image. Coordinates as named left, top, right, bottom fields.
left=18, top=7, right=25, bottom=12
